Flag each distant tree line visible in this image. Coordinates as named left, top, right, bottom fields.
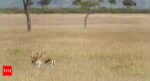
left=23, top=0, right=136, bottom=31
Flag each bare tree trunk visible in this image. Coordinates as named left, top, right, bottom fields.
left=23, top=0, right=31, bottom=32
left=84, top=13, right=90, bottom=29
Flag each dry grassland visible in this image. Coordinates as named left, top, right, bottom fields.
left=0, top=14, right=150, bottom=81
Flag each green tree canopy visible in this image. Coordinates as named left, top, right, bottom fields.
left=123, top=0, right=136, bottom=8
left=38, top=0, right=51, bottom=8
left=109, top=0, right=116, bottom=4
left=73, top=0, right=102, bottom=9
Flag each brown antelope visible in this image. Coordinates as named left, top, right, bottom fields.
left=31, top=51, right=55, bottom=68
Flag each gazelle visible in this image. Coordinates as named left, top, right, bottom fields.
left=31, top=52, right=55, bottom=68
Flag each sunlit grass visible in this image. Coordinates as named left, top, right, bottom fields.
left=0, top=14, right=150, bottom=81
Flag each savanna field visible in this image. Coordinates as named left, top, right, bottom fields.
left=0, top=14, right=150, bottom=81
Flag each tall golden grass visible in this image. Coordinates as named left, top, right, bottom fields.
left=0, top=14, right=150, bottom=81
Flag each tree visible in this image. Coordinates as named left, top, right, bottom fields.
left=123, top=0, right=136, bottom=8
left=23, top=0, right=32, bottom=31
left=38, top=0, right=51, bottom=8
left=109, top=0, right=116, bottom=4
left=73, top=0, right=102, bottom=28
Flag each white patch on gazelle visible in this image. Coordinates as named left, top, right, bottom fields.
left=36, top=60, right=43, bottom=68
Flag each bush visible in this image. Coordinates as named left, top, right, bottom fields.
left=0, top=8, right=149, bottom=14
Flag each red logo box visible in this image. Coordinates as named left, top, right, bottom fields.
left=2, top=65, right=12, bottom=76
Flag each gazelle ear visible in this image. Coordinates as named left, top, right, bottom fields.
left=42, top=53, right=45, bottom=57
